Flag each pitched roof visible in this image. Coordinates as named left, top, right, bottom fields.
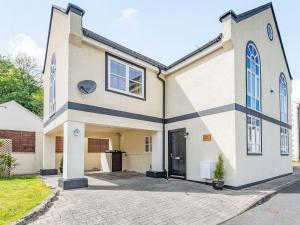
left=43, top=3, right=292, bottom=79
left=219, top=2, right=292, bottom=79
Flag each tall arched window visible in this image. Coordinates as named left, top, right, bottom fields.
left=246, top=42, right=261, bottom=111
left=279, top=73, right=288, bottom=154
left=49, top=53, right=56, bottom=116
left=246, top=42, right=262, bottom=154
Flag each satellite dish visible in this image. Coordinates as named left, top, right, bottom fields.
left=77, top=80, right=97, bottom=94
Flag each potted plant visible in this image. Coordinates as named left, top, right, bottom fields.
left=212, top=153, right=225, bottom=190
left=59, top=156, right=63, bottom=173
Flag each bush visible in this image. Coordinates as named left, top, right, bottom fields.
left=60, top=156, right=63, bottom=168
left=0, top=139, right=4, bottom=147
left=0, top=153, right=17, bottom=177
left=214, top=153, right=224, bottom=181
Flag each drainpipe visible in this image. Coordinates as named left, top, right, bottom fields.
left=156, top=68, right=167, bottom=178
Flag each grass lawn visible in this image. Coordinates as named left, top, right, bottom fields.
left=0, top=176, right=51, bottom=225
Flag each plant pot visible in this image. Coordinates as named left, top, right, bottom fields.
left=59, top=166, right=63, bottom=174
left=212, top=180, right=224, bottom=190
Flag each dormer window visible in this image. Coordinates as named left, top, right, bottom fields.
left=106, top=53, right=145, bottom=99
left=49, top=53, right=56, bottom=116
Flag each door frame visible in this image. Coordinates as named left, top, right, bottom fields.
left=168, top=128, right=187, bottom=179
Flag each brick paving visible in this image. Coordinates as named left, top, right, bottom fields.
left=29, top=168, right=300, bottom=225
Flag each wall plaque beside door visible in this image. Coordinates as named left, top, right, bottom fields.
left=203, top=134, right=212, bottom=142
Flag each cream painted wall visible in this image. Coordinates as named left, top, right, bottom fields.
left=235, top=111, right=292, bottom=186
left=55, top=132, right=120, bottom=171
left=0, top=101, right=43, bottom=175
left=228, top=8, right=293, bottom=185
left=292, top=101, right=299, bottom=161
left=120, top=130, right=153, bottom=173
left=43, top=8, right=70, bottom=121
left=232, top=9, right=291, bottom=120
left=166, top=111, right=236, bottom=185
left=166, top=47, right=235, bottom=118
left=68, top=41, right=163, bottom=118
left=12, top=132, right=43, bottom=175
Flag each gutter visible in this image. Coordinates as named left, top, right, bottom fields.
left=156, top=68, right=167, bottom=178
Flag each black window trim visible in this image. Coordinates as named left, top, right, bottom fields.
left=105, top=52, right=146, bottom=101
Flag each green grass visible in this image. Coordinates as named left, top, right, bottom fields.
left=0, top=176, right=51, bottom=225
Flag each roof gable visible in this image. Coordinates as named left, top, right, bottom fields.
left=220, top=2, right=292, bottom=80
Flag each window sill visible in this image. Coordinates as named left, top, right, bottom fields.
left=106, top=88, right=146, bottom=101
left=247, top=152, right=262, bottom=156
left=280, top=153, right=289, bottom=156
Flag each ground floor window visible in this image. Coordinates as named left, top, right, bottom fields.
left=280, top=127, right=289, bottom=155
left=145, top=136, right=152, bottom=152
left=247, top=115, right=261, bottom=154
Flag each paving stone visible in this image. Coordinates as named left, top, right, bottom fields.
left=29, top=169, right=300, bottom=225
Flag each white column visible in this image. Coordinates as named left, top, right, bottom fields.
left=63, top=121, right=85, bottom=179
left=151, top=131, right=163, bottom=171
left=42, top=134, right=56, bottom=169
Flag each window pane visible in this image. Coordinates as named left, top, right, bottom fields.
left=110, top=74, right=126, bottom=91
left=145, top=137, right=149, bottom=144
left=129, top=68, right=142, bottom=82
left=111, top=60, right=126, bottom=77
left=129, top=81, right=142, bottom=95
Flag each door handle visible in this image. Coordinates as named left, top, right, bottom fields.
left=174, top=156, right=181, bottom=160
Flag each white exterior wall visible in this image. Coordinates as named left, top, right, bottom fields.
left=120, top=130, right=153, bottom=173
left=0, top=101, right=43, bottom=175
left=165, top=46, right=237, bottom=185
left=231, top=8, right=293, bottom=186
left=292, top=101, right=300, bottom=161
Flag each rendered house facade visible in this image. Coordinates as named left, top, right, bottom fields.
left=41, top=3, right=293, bottom=189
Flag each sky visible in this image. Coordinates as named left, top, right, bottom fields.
left=1, top=0, right=299, bottom=100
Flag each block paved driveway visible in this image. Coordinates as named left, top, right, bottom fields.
left=29, top=171, right=300, bottom=225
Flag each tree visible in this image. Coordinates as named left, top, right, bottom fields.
left=0, top=54, right=43, bottom=116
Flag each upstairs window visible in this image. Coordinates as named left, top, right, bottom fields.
left=107, top=54, right=145, bottom=99
left=279, top=74, right=288, bottom=123
left=279, top=73, right=289, bottom=155
left=49, top=53, right=56, bottom=116
left=246, top=42, right=261, bottom=111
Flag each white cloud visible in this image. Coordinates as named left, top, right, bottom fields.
left=7, top=33, right=45, bottom=65
left=292, top=79, right=300, bottom=103
left=120, top=8, right=139, bottom=24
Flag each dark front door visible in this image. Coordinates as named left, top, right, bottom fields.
left=112, top=152, right=122, bottom=172
left=168, top=128, right=186, bottom=178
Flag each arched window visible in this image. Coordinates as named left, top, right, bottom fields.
left=279, top=73, right=288, bottom=154
left=246, top=42, right=261, bottom=154
left=49, top=53, right=56, bottom=116
left=279, top=74, right=287, bottom=123
left=246, top=42, right=261, bottom=111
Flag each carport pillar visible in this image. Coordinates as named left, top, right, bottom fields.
left=58, top=121, right=88, bottom=190
left=146, top=131, right=165, bottom=178
left=40, top=135, right=57, bottom=175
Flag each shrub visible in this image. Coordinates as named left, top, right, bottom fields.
left=0, top=153, right=17, bottom=177
left=0, top=139, right=4, bottom=147
left=60, top=156, right=63, bottom=168
left=214, top=153, right=224, bottom=181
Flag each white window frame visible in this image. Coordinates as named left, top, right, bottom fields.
left=280, top=127, right=289, bottom=155
left=49, top=54, right=56, bottom=116
left=107, top=55, right=145, bottom=99
left=247, top=115, right=262, bottom=154
left=279, top=74, right=289, bottom=155
left=145, top=136, right=152, bottom=153
left=246, top=42, right=261, bottom=112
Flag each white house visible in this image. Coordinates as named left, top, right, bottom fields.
left=41, top=2, right=293, bottom=189
left=0, top=101, right=43, bottom=175
left=292, top=101, right=299, bottom=161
